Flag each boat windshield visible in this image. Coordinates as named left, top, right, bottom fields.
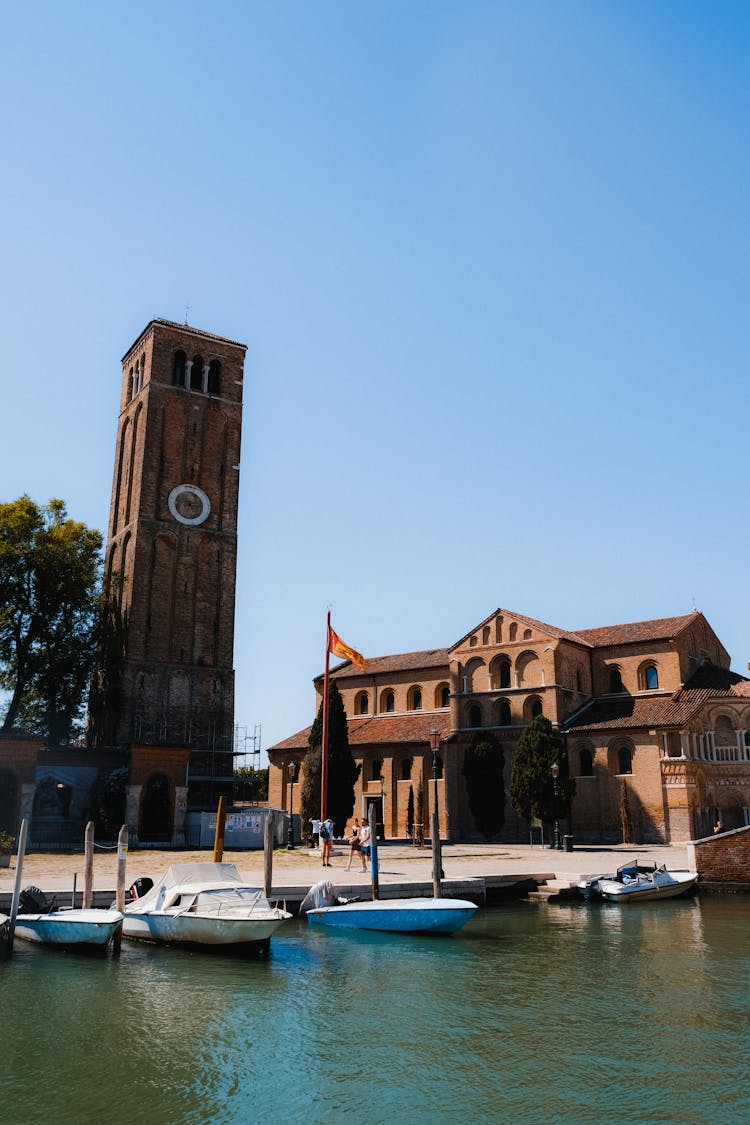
left=194, top=888, right=266, bottom=913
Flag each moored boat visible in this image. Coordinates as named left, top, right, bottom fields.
left=11, top=888, right=123, bottom=948
left=578, top=860, right=698, bottom=903
left=121, top=862, right=291, bottom=950
left=301, top=882, right=477, bottom=934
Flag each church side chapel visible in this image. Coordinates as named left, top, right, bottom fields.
left=268, top=609, right=750, bottom=844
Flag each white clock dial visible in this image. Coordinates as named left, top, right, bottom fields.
left=168, top=484, right=211, bottom=526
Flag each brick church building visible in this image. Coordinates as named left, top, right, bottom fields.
left=0, top=319, right=247, bottom=847
left=268, top=608, right=750, bottom=844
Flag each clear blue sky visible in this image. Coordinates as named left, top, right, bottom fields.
left=2, top=2, right=749, bottom=759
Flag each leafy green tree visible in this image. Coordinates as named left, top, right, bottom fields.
left=463, top=732, right=506, bottom=840
left=91, top=766, right=129, bottom=839
left=0, top=496, right=102, bottom=743
left=406, top=784, right=414, bottom=839
left=300, top=681, right=360, bottom=836
left=233, top=766, right=268, bottom=802
left=415, top=778, right=425, bottom=846
left=509, top=715, right=574, bottom=829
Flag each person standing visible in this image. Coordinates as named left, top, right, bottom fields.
left=358, top=817, right=371, bottom=873
left=320, top=815, right=334, bottom=866
left=310, top=817, right=321, bottom=851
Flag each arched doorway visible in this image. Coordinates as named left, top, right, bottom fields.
left=140, top=774, right=172, bottom=842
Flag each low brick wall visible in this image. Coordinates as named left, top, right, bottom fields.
left=687, top=825, right=750, bottom=886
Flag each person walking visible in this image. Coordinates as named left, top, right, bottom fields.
left=345, top=818, right=361, bottom=870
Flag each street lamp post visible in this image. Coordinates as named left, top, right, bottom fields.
left=430, top=728, right=444, bottom=892
left=550, top=762, right=562, bottom=850
left=286, top=762, right=296, bottom=850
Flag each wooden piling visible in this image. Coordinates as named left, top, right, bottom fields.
left=7, top=818, right=28, bottom=953
left=263, top=811, right=274, bottom=899
left=369, top=804, right=379, bottom=901
left=83, top=821, right=94, bottom=908
left=213, top=796, right=228, bottom=862
left=113, top=824, right=128, bottom=954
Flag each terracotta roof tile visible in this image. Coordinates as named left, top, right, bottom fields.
left=573, top=615, right=696, bottom=647
left=269, top=712, right=451, bottom=753
left=315, top=648, right=450, bottom=683
left=564, top=694, right=700, bottom=733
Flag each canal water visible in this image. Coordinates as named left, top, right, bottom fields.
left=2, top=896, right=749, bottom=1125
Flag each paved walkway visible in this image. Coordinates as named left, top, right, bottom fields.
left=0, top=839, right=692, bottom=896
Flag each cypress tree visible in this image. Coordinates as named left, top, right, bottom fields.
left=509, top=715, right=575, bottom=828
left=300, top=681, right=359, bottom=836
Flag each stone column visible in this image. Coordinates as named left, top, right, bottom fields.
left=126, top=784, right=142, bottom=847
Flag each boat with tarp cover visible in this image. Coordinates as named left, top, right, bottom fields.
left=121, top=862, right=291, bottom=951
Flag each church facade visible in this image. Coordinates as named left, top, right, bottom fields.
left=268, top=609, right=750, bottom=844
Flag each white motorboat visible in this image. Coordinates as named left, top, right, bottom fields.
left=11, top=888, right=122, bottom=948
left=301, top=882, right=477, bottom=934
left=121, top=862, right=291, bottom=950
left=579, top=860, right=698, bottom=904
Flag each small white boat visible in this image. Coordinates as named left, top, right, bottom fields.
left=579, top=860, right=698, bottom=904
left=11, top=888, right=122, bottom=948
left=122, top=862, right=291, bottom=950
left=301, top=882, right=477, bottom=934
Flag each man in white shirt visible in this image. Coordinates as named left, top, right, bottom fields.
left=310, top=817, right=321, bottom=851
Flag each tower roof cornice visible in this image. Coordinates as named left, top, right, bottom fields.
left=121, top=318, right=248, bottom=362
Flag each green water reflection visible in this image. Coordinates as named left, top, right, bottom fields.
left=2, top=897, right=749, bottom=1124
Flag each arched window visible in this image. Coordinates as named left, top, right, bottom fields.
left=400, top=757, right=412, bottom=780
left=383, top=690, right=395, bottom=713
left=191, top=354, right=204, bottom=391
left=509, top=622, right=518, bottom=641
left=173, top=350, right=186, bottom=387
left=530, top=698, right=543, bottom=719
left=435, top=683, right=450, bottom=708
left=433, top=754, right=443, bottom=780
left=645, top=665, right=659, bottom=690
left=371, top=758, right=382, bottom=781
left=469, top=704, right=482, bottom=728
left=208, top=359, right=221, bottom=394
left=493, top=658, right=511, bottom=689
left=576, top=668, right=583, bottom=692
left=355, top=691, right=369, bottom=715
left=470, top=635, right=478, bottom=647
left=482, top=626, right=490, bottom=645
left=579, top=748, right=594, bottom=777
left=609, top=667, right=624, bottom=693
left=618, top=746, right=633, bottom=775
left=409, top=687, right=423, bottom=711
left=523, top=628, right=532, bottom=639
left=498, top=699, right=511, bottom=726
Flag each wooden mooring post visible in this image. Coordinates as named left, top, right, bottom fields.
left=213, top=796, right=228, bottom=862
left=7, top=818, right=28, bottom=954
left=112, top=824, right=128, bottom=954
left=83, top=821, right=94, bottom=908
left=369, top=804, right=379, bottom=901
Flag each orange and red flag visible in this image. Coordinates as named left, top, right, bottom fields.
left=328, top=625, right=367, bottom=671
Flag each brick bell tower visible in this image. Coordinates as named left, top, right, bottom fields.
left=92, top=318, right=247, bottom=812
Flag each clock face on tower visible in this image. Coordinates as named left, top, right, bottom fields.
left=168, top=484, right=211, bottom=526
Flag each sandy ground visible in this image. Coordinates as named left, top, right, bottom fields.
left=0, top=839, right=692, bottom=895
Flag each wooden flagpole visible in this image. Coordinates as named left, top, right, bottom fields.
left=320, top=610, right=331, bottom=822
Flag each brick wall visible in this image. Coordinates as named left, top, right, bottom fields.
left=687, top=825, right=750, bottom=884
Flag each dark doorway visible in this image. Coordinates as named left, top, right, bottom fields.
left=0, top=770, right=18, bottom=833
left=365, top=796, right=384, bottom=841
left=141, top=774, right=171, bottom=842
